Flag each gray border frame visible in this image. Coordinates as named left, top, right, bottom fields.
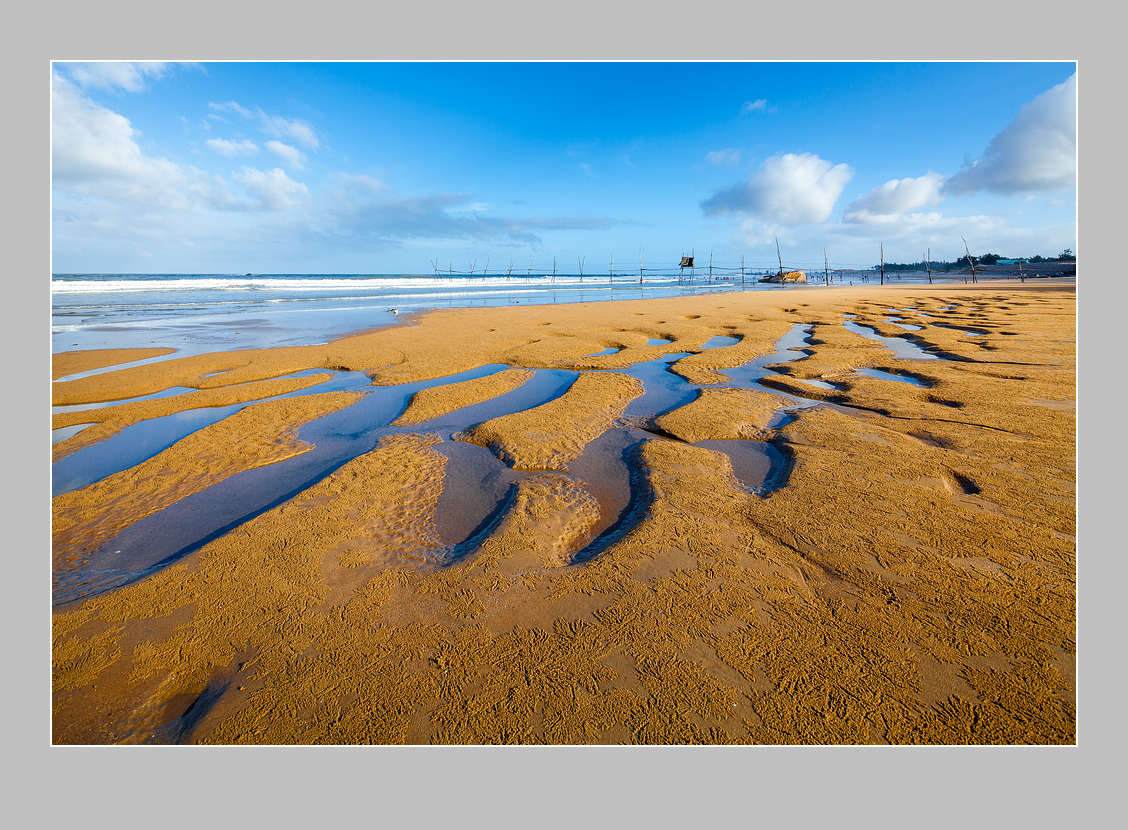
left=10, top=0, right=1120, bottom=824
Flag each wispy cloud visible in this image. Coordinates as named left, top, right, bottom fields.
left=206, top=138, right=259, bottom=157
left=323, top=191, right=620, bottom=245
left=233, top=167, right=309, bottom=211
left=740, top=98, right=768, bottom=115
left=62, top=61, right=173, bottom=93
left=265, top=140, right=306, bottom=168
left=705, top=148, right=741, bottom=167
left=207, top=101, right=320, bottom=151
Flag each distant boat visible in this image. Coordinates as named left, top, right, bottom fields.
left=244, top=273, right=253, bottom=276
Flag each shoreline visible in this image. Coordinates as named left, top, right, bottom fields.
left=51, top=281, right=1076, bottom=744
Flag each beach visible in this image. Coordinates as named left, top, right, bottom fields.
left=51, top=280, right=1076, bottom=744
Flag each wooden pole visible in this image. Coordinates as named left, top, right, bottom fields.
left=741, top=255, right=745, bottom=286
left=824, top=249, right=830, bottom=286
left=609, top=254, right=613, bottom=284
left=639, top=248, right=644, bottom=284
left=552, top=256, right=556, bottom=284
left=579, top=256, right=585, bottom=281
left=775, top=237, right=784, bottom=276
left=962, top=236, right=977, bottom=284
left=483, top=258, right=489, bottom=278
left=925, top=248, right=932, bottom=284
left=708, top=250, right=713, bottom=282
left=880, top=242, right=885, bottom=286
left=1018, top=260, right=1024, bottom=283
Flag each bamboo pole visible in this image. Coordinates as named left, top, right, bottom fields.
left=775, top=237, right=784, bottom=276
left=880, top=242, right=885, bottom=286
left=925, top=248, right=932, bottom=284
left=824, top=249, right=830, bottom=286
left=962, top=237, right=977, bottom=284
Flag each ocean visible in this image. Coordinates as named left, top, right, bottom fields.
left=51, top=272, right=818, bottom=355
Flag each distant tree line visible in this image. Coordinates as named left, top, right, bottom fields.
left=874, top=249, right=1075, bottom=272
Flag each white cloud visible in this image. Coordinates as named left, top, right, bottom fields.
left=52, top=72, right=238, bottom=210
left=705, top=148, right=741, bottom=167
left=740, top=99, right=768, bottom=114
left=257, top=112, right=319, bottom=150
left=702, top=152, right=853, bottom=224
left=844, top=172, right=945, bottom=221
left=63, top=62, right=171, bottom=93
left=207, top=100, right=320, bottom=151
left=233, top=167, right=309, bottom=211
left=265, top=140, right=306, bottom=168
left=206, top=138, right=259, bottom=157
left=209, top=100, right=252, bottom=118
left=945, top=73, right=1076, bottom=195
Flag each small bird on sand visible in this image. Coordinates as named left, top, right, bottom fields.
left=388, top=307, right=399, bottom=315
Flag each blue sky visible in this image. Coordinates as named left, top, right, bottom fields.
left=51, top=61, right=1077, bottom=273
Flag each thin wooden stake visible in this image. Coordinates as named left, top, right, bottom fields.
left=824, top=249, right=830, bottom=286
left=880, top=242, right=885, bottom=286
left=925, top=248, right=932, bottom=284
left=962, top=236, right=977, bottom=284
left=775, top=237, right=784, bottom=276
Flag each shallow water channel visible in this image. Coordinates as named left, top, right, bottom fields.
left=52, top=319, right=944, bottom=605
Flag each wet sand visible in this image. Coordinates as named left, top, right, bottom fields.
left=51, top=281, right=1076, bottom=744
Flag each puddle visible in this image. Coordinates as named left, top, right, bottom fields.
left=843, top=321, right=940, bottom=360
left=621, top=353, right=697, bottom=419
left=885, top=317, right=923, bottom=332
left=854, top=368, right=929, bottom=387
left=794, top=378, right=840, bottom=390
left=566, top=428, right=644, bottom=546
left=53, top=423, right=95, bottom=444
left=432, top=441, right=521, bottom=554
left=647, top=338, right=672, bottom=346
left=694, top=439, right=788, bottom=494
left=584, top=347, right=622, bottom=357
left=53, top=386, right=199, bottom=414
left=700, top=335, right=741, bottom=349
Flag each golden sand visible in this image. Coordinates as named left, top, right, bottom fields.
left=655, top=387, right=786, bottom=443
left=460, top=372, right=643, bottom=469
left=51, top=282, right=1076, bottom=744
left=394, top=368, right=533, bottom=426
